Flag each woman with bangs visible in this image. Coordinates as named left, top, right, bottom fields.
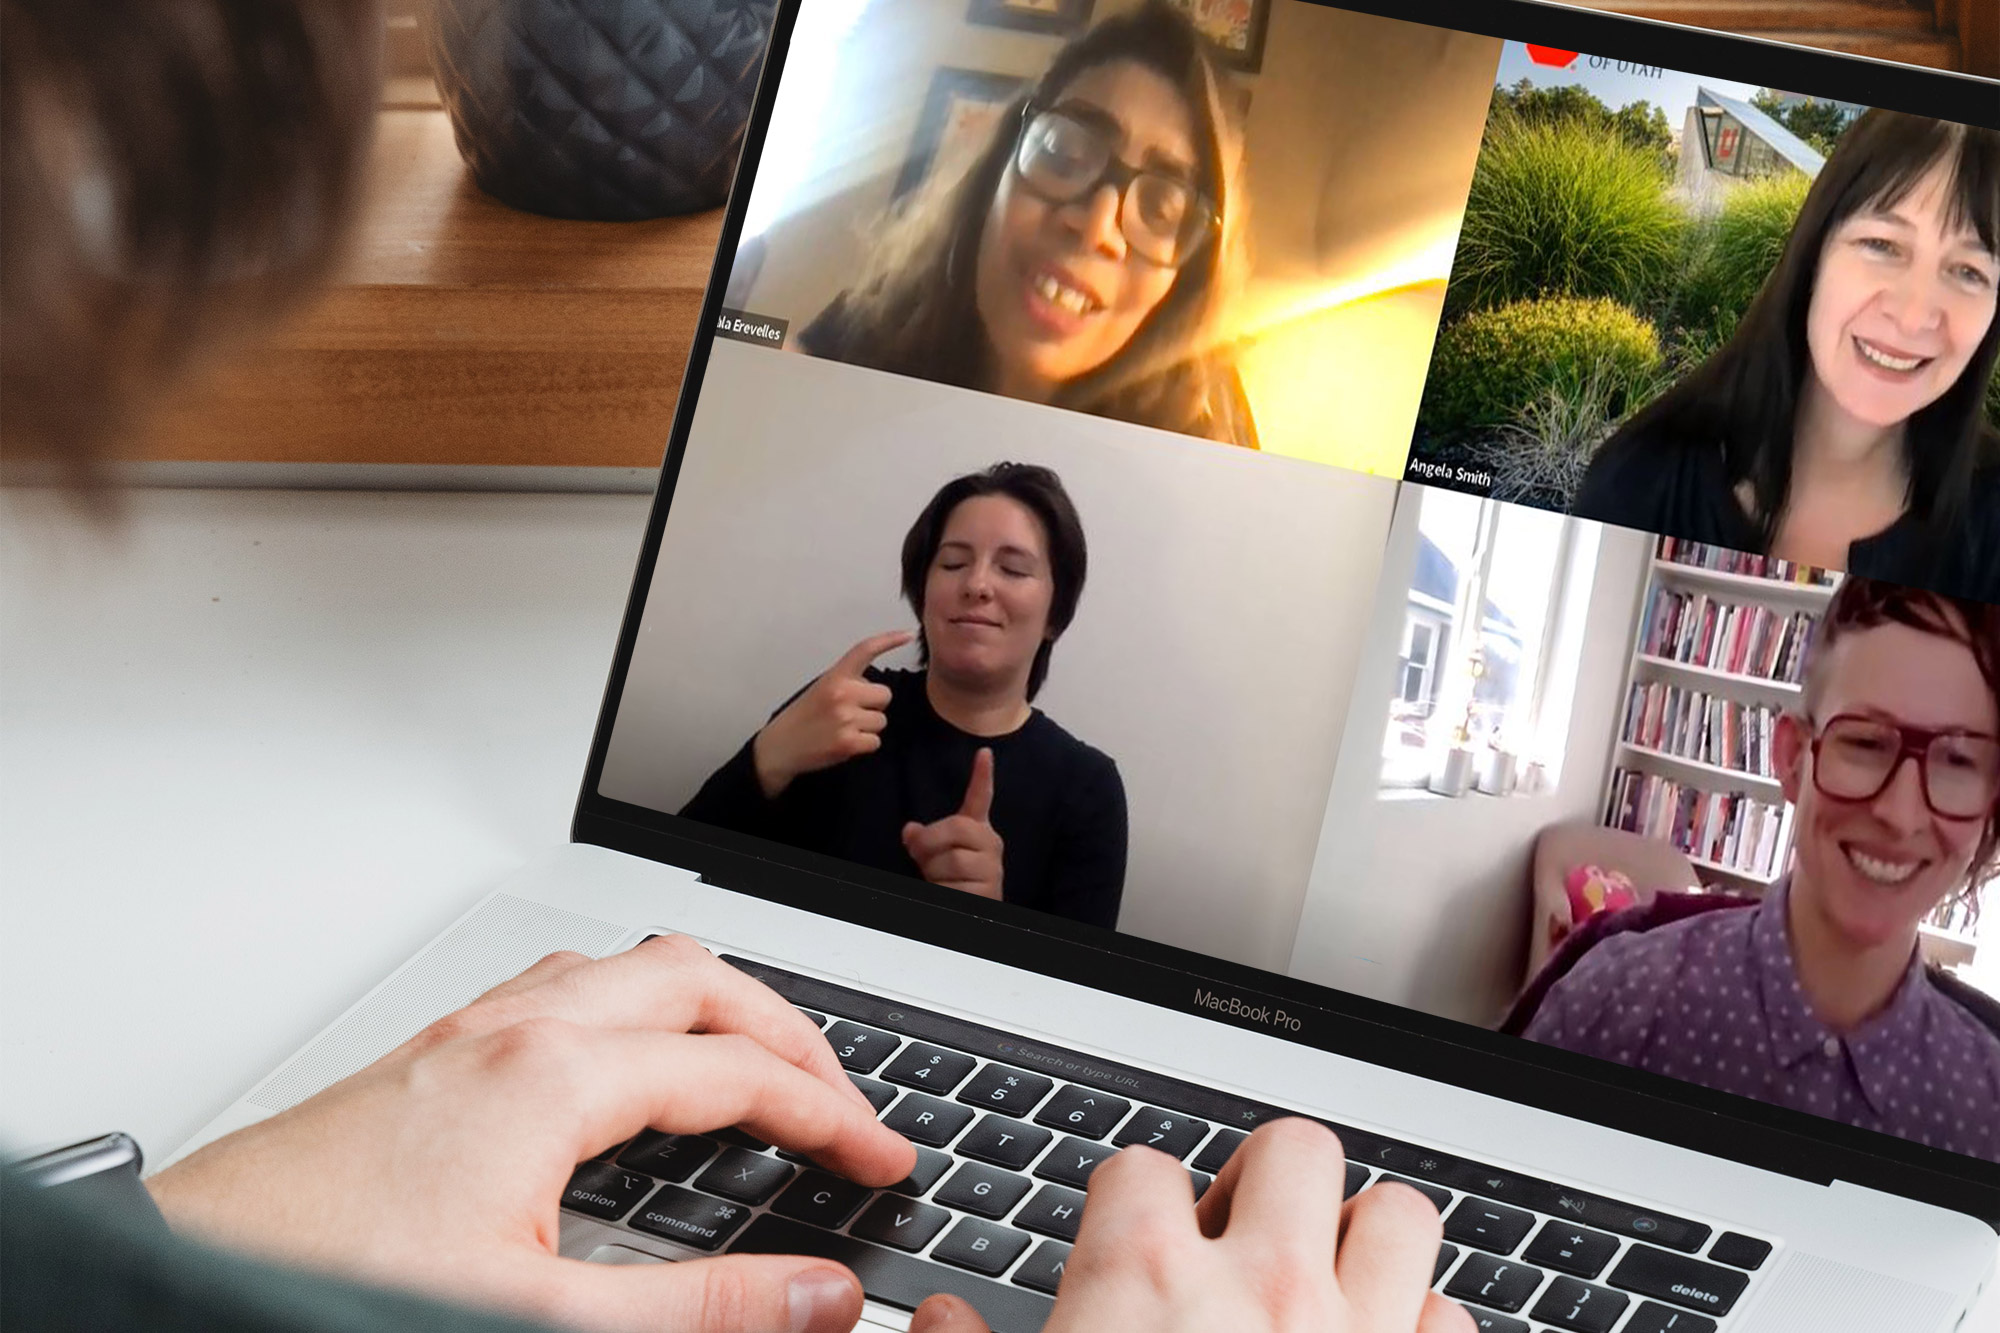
left=795, top=0, right=1256, bottom=447
left=1573, top=112, right=2000, bottom=602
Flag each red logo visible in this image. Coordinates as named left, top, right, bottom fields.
left=1525, top=46, right=1580, bottom=67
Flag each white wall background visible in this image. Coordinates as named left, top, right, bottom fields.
left=1286, top=491, right=1655, bottom=1027
left=599, top=342, right=1400, bottom=972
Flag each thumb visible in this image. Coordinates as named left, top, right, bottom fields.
left=959, top=747, right=995, bottom=822
left=535, top=1252, right=862, bottom=1333
left=911, top=1293, right=993, bottom=1333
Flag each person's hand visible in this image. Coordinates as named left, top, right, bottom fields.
left=752, top=631, right=913, bottom=798
left=908, top=1118, right=1473, bottom=1333
left=146, top=935, right=918, bottom=1333
left=902, top=747, right=1004, bottom=901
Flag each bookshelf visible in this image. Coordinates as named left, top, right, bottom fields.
left=1601, top=539, right=1840, bottom=891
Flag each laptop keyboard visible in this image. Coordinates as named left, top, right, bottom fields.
left=560, top=957, right=1775, bottom=1333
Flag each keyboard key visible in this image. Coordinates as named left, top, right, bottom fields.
left=849, top=1195, right=951, bottom=1251
left=797, top=1008, right=826, bottom=1027
left=1344, top=1162, right=1371, bottom=1199
left=590, top=1140, right=625, bottom=1162
left=881, top=1042, right=979, bottom=1094
left=1376, top=1174, right=1452, bottom=1211
left=958, top=1115, right=1053, bottom=1170
left=1189, top=1170, right=1212, bottom=1200
left=1443, top=1253, right=1544, bottom=1313
left=933, top=1218, right=1032, bottom=1276
left=936, top=1161, right=1034, bottom=1218
left=1607, top=1245, right=1748, bottom=1317
left=1016, top=1184, right=1088, bottom=1241
left=771, top=1170, right=872, bottom=1229
left=1458, top=1309, right=1529, bottom=1333
left=1706, top=1232, right=1770, bottom=1271
left=1111, top=1107, right=1210, bottom=1159
left=1434, top=1242, right=1460, bottom=1285
left=1623, top=1300, right=1718, bottom=1333
left=886, top=1145, right=953, bottom=1197
left=1013, top=1240, right=1072, bottom=1295
left=1033, top=1135, right=1115, bottom=1188
left=715, top=1128, right=771, bottom=1152
left=824, top=1021, right=900, bottom=1073
left=733, top=1215, right=1055, bottom=1333
left=628, top=1183, right=751, bottom=1252
left=1191, top=1126, right=1247, bottom=1174
left=1444, top=1198, right=1536, bottom=1255
left=1034, top=1086, right=1131, bottom=1139
left=1523, top=1221, right=1619, bottom=1279
left=881, top=1092, right=976, bottom=1147
left=1531, top=1275, right=1630, bottom=1333
left=561, top=1162, right=654, bottom=1221
left=958, top=1064, right=1055, bottom=1117
left=695, top=1147, right=794, bottom=1205
left=849, top=1075, right=897, bottom=1113
left=616, top=1131, right=718, bottom=1183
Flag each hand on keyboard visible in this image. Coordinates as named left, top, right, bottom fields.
left=906, top=1117, right=1475, bottom=1333
left=146, top=934, right=916, bottom=1333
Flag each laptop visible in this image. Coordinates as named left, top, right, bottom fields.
left=168, top=0, right=2000, bottom=1328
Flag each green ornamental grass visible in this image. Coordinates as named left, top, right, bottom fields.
left=1675, top=172, right=1813, bottom=345
left=1447, top=116, right=1686, bottom=315
left=1423, top=294, right=1663, bottom=435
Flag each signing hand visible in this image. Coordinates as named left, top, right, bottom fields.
left=910, top=1118, right=1472, bottom=1333
left=752, top=630, right=913, bottom=799
left=902, top=746, right=1004, bottom=901
left=146, top=936, right=918, bottom=1333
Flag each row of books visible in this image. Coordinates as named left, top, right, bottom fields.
left=1621, top=682, right=1782, bottom=778
left=1656, top=537, right=1837, bottom=587
left=1925, top=894, right=1980, bottom=940
left=1605, top=768, right=1790, bottom=878
left=1639, top=587, right=1818, bottom=684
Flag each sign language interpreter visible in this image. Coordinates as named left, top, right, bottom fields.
left=683, top=463, right=1129, bottom=928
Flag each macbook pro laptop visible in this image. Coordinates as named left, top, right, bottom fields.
left=169, top=0, right=2000, bottom=1329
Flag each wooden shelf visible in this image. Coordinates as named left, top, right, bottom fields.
left=1921, top=922, right=1978, bottom=968
left=1650, top=560, right=1838, bottom=605
left=1617, top=741, right=1783, bottom=795
left=138, top=108, right=725, bottom=469
left=1634, top=653, right=1804, bottom=695
left=1689, top=855, right=1783, bottom=887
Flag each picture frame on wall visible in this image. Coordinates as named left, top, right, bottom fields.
left=892, top=68, right=1028, bottom=202
left=1169, top=0, right=1271, bottom=73
left=965, top=0, right=1095, bottom=36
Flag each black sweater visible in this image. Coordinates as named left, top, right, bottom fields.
left=1571, top=426, right=2000, bottom=604
left=682, top=668, right=1128, bottom=929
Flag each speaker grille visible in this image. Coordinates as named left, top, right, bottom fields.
left=250, top=894, right=629, bottom=1112
left=1748, top=1251, right=1954, bottom=1332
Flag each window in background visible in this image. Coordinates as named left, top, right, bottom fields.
left=1382, top=491, right=1591, bottom=792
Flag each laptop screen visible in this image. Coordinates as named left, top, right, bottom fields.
left=589, top=0, right=2000, bottom=1175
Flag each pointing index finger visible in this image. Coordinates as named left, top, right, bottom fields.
left=831, top=630, right=915, bottom=679
left=960, top=747, right=995, bottom=822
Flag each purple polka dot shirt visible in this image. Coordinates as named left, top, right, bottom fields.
left=1523, top=880, right=2000, bottom=1162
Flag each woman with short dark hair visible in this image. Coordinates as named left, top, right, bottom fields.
left=1572, top=112, right=2000, bottom=602
left=683, top=462, right=1129, bottom=928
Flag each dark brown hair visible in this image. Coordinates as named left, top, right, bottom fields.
left=900, top=462, right=1088, bottom=702
left=1, top=0, right=381, bottom=487
left=804, top=0, right=1252, bottom=446
left=1602, top=112, right=2000, bottom=564
left=1804, top=575, right=2000, bottom=908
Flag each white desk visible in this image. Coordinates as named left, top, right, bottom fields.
left=4, top=486, right=1996, bottom=1329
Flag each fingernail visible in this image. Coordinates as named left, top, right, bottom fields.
left=788, top=1266, right=858, bottom=1333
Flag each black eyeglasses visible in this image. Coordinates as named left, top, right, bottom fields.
left=1807, top=713, right=2000, bottom=819
left=1010, top=105, right=1216, bottom=268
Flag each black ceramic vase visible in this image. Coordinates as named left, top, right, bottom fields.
left=427, top=0, right=775, bottom=220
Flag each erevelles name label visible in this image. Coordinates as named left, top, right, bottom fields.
left=1192, top=987, right=1304, bottom=1031
left=714, top=307, right=788, bottom=347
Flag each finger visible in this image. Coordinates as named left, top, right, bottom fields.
left=845, top=679, right=894, bottom=712
left=1073, top=1144, right=1202, bottom=1256
left=532, top=1251, right=864, bottom=1333
left=1201, top=1119, right=1344, bottom=1260
left=916, top=848, right=996, bottom=889
left=1418, top=1290, right=1478, bottom=1333
left=848, top=706, right=889, bottom=735
left=478, top=937, right=872, bottom=1114
left=909, top=1293, right=993, bottom=1333
left=831, top=630, right=915, bottom=679
left=485, top=1023, right=913, bottom=1186
left=959, top=747, right=995, bottom=822
left=1336, top=1178, right=1447, bottom=1333
left=470, top=949, right=595, bottom=1008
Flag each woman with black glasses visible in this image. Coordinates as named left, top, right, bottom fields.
left=795, top=0, right=1255, bottom=446
left=1524, top=577, right=2000, bottom=1160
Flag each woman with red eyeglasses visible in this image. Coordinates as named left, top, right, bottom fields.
left=793, top=0, right=1255, bottom=447
left=1526, top=577, right=2000, bottom=1161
